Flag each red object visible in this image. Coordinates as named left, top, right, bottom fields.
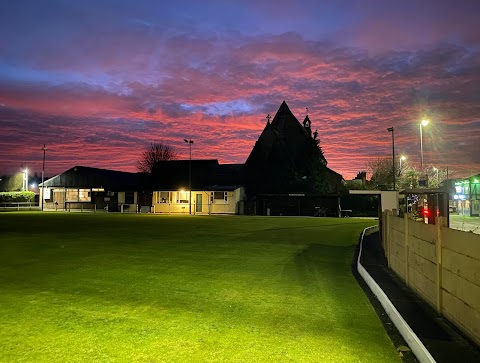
left=422, top=208, right=430, bottom=217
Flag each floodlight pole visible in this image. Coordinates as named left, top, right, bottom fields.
left=23, top=167, right=28, bottom=191
left=184, top=139, right=194, bottom=214
left=387, top=127, right=395, bottom=191
left=420, top=124, right=424, bottom=171
left=419, top=120, right=429, bottom=172
left=41, top=144, right=47, bottom=211
left=399, top=155, right=406, bottom=176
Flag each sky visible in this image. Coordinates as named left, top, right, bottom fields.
left=1, top=0, right=479, bottom=180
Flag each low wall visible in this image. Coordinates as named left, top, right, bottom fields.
left=383, top=211, right=480, bottom=346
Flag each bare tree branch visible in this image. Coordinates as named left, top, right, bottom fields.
left=137, top=142, right=177, bottom=173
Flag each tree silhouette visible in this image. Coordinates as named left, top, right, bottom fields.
left=138, top=142, right=177, bottom=174
left=368, top=157, right=394, bottom=189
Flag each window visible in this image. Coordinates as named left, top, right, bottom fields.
left=176, top=191, right=189, bottom=203
left=158, top=192, right=170, bottom=203
left=66, top=188, right=91, bottom=202
left=79, top=189, right=91, bottom=202
left=66, top=189, right=79, bottom=202
left=210, top=191, right=228, bottom=204
left=125, top=191, right=135, bottom=204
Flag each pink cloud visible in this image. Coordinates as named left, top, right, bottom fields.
left=1, top=32, right=479, bottom=180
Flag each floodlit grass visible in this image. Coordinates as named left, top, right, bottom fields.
left=0, top=213, right=400, bottom=362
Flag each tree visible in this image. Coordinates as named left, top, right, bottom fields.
left=367, top=157, right=394, bottom=190
left=366, top=156, right=449, bottom=190
left=289, top=138, right=330, bottom=193
left=137, top=142, right=177, bottom=174
left=6, top=173, right=24, bottom=191
left=400, top=167, right=420, bottom=189
left=423, top=165, right=449, bottom=189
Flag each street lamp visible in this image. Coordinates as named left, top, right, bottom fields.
left=420, top=119, right=429, bottom=171
left=183, top=139, right=194, bottom=214
left=433, top=167, right=439, bottom=182
left=41, top=144, right=47, bottom=211
left=387, top=127, right=395, bottom=190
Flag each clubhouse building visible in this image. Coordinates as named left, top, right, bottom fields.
left=40, top=101, right=345, bottom=216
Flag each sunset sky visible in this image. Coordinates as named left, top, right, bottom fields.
left=1, top=0, right=479, bottom=179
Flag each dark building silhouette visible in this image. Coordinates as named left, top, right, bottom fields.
left=245, top=101, right=343, bottom=196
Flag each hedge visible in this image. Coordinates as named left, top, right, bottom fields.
left=0, top=191, right=35, bottom=203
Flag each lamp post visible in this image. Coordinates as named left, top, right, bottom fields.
left=387, top=127, right=395, bottom=190
left=433, top=167, right=439, bottom=183
left=183, top=139, right=194, bottom=214
left=41, top=144, right=47, bottom=211
left=420, top=119, right=429, bottom=171
left=22, top=167, right=28, bottom=191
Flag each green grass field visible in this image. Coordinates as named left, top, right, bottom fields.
left=0, top=213, right=400, bottom=362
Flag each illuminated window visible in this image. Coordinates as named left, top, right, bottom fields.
left=66, top=189, right=91, bottom=202
left=79, top=189, right=91, bottom=202
left=176, top=191, right=189, bottom=203
left=66, top=189, right=79, bottom=202
left=210, top=191, right=228, bottom=204
left=158, top=192, right=170, bottom=203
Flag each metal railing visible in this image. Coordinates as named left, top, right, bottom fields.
left=0, top=202, right=39, bottom=211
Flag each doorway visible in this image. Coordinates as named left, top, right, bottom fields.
left=196, top=194, right=202, bottom=213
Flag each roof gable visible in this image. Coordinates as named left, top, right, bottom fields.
left=246, top=101, right=321, bottom=168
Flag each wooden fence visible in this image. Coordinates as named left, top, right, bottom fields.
left=382, top=210, right=480, bottom=346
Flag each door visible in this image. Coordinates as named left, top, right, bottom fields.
left=54, top=189, right=65, bottom=210
left=196, top=194, right=202, bottom=213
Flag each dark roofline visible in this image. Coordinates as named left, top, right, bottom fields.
left=39, top=165, right=145, bottom=189
left=326, top=167, right=344, bottom=180
left=156, top=159, right=219, bottom=163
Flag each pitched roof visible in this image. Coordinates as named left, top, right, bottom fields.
left=246, top=101, right=324, bottom=168
left=151, top=160, right=244, bottom=190
left=269, top=100, right=311, bottom=140
left=40, top=166, right=146, bottom=190
left=244, top=101, right=343, bottom=194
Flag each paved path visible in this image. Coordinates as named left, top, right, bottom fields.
left=359, top=232, right=480, bottom=363
left=449, top=215, right=480, bottom=234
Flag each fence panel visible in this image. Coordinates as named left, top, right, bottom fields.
left=383, top=211, right=480, bottom=346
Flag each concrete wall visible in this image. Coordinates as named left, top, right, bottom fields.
left=383, top=211, right=480, bottom=346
